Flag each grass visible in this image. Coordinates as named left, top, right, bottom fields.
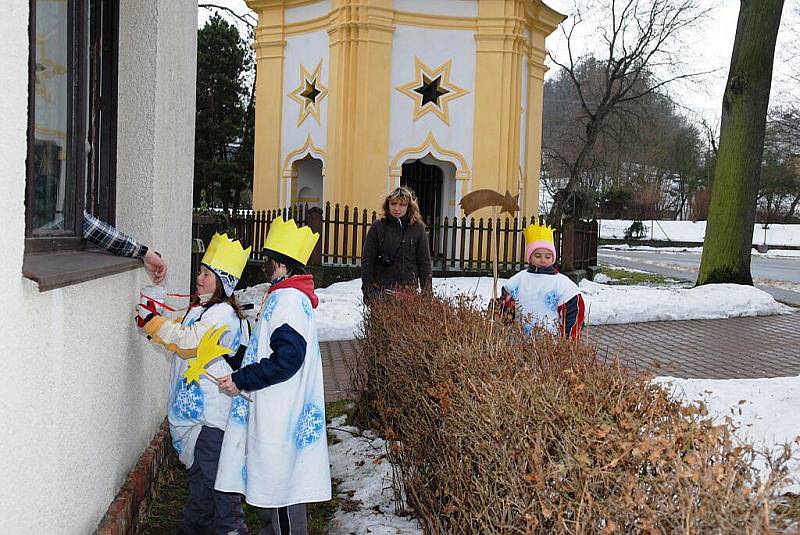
left=137, top=400, right=350, bottom=534
left=598, top=264, right=684, bottom=286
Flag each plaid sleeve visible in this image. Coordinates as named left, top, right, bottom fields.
left=83, top=211, right=148, bottom=259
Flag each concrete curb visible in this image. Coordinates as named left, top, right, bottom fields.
left=94, top=419, right=174, bottom=535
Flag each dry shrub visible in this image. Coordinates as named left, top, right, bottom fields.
left=352, top=294, right=793, bottom=534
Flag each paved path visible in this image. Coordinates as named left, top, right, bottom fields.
left=320, top=311, right=800, bottom=399
left=586, top=311, right=800, bottom=379
left=320, top=340, right=357, bottom=401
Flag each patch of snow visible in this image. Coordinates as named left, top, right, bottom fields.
left=580, top=280, right=791, bottom=325
left=755, top=249, right=800, bottom=258
left=316, top=279, right=366, bottom=342
left=599, top=220, right=800, bottom=247
left=655, top=376, right=800, bottom=494
left=593, top=273, right=614, bottom=284
left=328, top=416, right=422, bottom=534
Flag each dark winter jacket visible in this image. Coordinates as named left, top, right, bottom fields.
left=361, top=216, right=433, bottom=297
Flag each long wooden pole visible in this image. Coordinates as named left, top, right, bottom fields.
left=492, top=207, right=499, bottom=301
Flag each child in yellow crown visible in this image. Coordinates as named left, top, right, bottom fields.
left=215, top=217, right=331, bottom=535
left=137, top=233, right=251, bottom=534
left=498, top=221, right=586, bottom=339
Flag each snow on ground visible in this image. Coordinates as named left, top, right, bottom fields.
left=328, top=415, right=422, bottom=534
left=599, top=220, right=800, bottom=247
left=601, top=243, right=800, bottom=258
left=593, top=273, right=614, bottom=284
left=655, top=376, right=800, bottom=494
left=580, top=279, right=791, bottom=325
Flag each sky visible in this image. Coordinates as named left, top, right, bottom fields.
left=199, top=0, right=799, bottom=128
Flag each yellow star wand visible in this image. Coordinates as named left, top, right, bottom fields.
left=184, top=326, right=252, bottom=402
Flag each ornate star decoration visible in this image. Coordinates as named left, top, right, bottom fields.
left=288, top=61, right=328, bottom=126
left=396, top=58, right=469, bottom=126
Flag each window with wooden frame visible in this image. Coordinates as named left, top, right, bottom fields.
left=25, top=0, right=119, bottom=253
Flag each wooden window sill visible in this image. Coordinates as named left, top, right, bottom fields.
left=22, top=249, right=143, bottom=292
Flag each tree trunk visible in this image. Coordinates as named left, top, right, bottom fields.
left=546, top=115, right=603, bottom=225
left=787, top=194, right=800, bottom=220
left=697, top=0, right=784, bottom=286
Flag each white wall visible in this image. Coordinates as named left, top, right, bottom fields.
left=281, top=31, right=330, bottom=165
left=285, top=0, right=331, bottom=24
left=394, top=0, right=477, bottom=17
left=0, top=1, right=197, bottom=532
left=388, top=25, right=476, bottom=173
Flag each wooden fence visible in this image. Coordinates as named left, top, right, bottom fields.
left=197, top=203, right=598, bottom=275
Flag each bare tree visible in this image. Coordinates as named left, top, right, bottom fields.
left=543, top=55, right=708, bottom=221
left=199, top=3, right=256, bottom=38
left=545, top=0, right=712, bottom=225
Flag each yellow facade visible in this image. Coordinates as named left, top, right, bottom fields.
left=246, top=0, right=564, bottom=217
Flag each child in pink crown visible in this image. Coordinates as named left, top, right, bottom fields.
left=498, top=221, right=586, bottom=339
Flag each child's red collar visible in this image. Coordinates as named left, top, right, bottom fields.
left=268, top=274, right=319, bottom=308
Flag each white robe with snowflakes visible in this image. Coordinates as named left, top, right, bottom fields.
left=165, top=303, right=241, bottom=468
left=215, top=287, right=331, bottom=508
left=503, top=270, right=581, bottom=335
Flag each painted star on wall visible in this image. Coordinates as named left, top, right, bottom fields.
left=396, top=58, right=469, bottom=126
left=288, top=60, right=329, bottom=126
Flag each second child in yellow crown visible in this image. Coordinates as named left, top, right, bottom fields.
left=215, top=217, right=331, bottom=534
left=136, top=232, right=252, bottom=534
left=498, top=220, right=586, bottom=339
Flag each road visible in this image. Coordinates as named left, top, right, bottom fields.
left=598, top=248, right=800, bottom=305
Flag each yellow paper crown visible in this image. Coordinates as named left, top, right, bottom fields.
left=201, top=233, right=251, bottom=279
left=263, top=216, right=320, bottom=266
left=522, top=222, right=555, bottom=246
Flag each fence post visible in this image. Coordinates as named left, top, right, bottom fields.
left=306, top=207, right=323, bottom=266
left=560, top=217, right=575, bottom=272
left=589, top=220, right=599, bottom=267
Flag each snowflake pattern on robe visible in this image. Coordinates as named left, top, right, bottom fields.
left=241, top=464, right=247, bottom=484
left=294, top=403, right=325, bottom=449
left=230, top=329, right=241, bottom=352
left=171, top=379, right=204, bottom=420
left=302, top=298, right=313, bottom=318
left=261, top=295, right=278, bottom=322
left=242, top=330, right=259, bottom=366
left=508, top=285, right=520, bottom=300
left=230, top=395, right=249, bottom=425
left=172, top=437, right=183, bottom=454
left=545, top=289, right=560, bottom=311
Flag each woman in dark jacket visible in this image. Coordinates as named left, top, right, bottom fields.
left=361, top=186, right=433, bottom=301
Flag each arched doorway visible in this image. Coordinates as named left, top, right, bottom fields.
left=400, top=155, right=458, bottom=262
left=400, top=154, right=457, bottom=223
left=401, top=159, right=442, bottom=225
left=291, top=154, right=324, bottom=209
